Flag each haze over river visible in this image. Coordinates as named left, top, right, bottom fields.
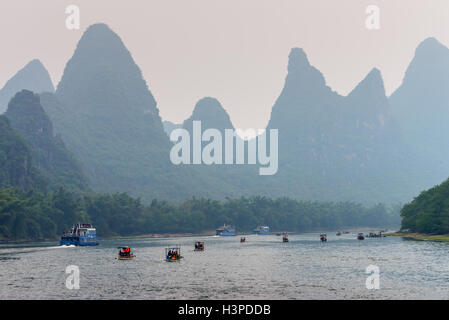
left=1, top=233, right=449, bottom=299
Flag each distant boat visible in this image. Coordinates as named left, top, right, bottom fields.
left=216, top=224, right=236, bottom=236
left=336, top=231, right=342, bottom=236
left=367, top=232, right=384, bottom=238
left=252, top=225, right=270, bottom=235
left=60, top=223, right=98, bottom=246
left=194, top=241, right=204, bottom=251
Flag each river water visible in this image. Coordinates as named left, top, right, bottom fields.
left=1, top=232, right=449, bottom=299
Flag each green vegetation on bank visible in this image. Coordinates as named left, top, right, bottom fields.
left=400, top=178, right=449, bottom=235
left=0, top=186, right=400, bottom=241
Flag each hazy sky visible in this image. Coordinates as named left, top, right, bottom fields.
left=0, top=0, right=448, bottom=129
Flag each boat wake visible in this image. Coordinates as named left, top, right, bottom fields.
left=53, top=245, right=76, bottom=249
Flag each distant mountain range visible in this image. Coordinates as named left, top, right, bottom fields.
left=0, top=23, right=448, bottom=204
left=390, top=37, right=449, bottom=187
left=262, top=48, right=418, bottom=203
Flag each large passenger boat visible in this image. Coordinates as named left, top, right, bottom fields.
left=252, top=225, right=270, bottom=235
left=216, top=224, right=236, bottom=236
left=60, top=223, right=98, bottom=246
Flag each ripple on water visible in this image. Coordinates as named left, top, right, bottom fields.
left=1, top=234, right=449, bottom=299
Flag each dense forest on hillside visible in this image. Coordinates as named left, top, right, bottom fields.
left=401, top=178, right=449, bottom=234
left=0, top=187, right=400, bottom=240
left=5, top=90, right=89, bottom=192
left=0, top=115, right=45, bottom=192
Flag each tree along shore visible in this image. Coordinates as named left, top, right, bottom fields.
left=0, top=187, right=401, bottom=241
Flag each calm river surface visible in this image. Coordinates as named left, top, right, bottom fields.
left=1, top=232, right=449, bottom=299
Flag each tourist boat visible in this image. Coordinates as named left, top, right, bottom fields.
left=166, top=246, right=183, bottom=262
left=60, top=223, right=98, bottom=246
left=367, top=232, right=384, bottom=238
left=240, top=237, right=246, bottom=243
left=336, top=231, right=342, bottom=236
left=320, top=233, right=327, bottom=242
left=282, top=233, right=289, bottom=242
left=194, top=241, right=204, bottom=251
left=216, top=224, right=236, bottom=236
left=252, top=225, right=270, bottom=235
left=117, top=246, right=135, bottom=260
left=357, top=233, right=365, bottom=240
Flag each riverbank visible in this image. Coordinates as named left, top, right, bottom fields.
left=385, top=232, right=449, bottom=242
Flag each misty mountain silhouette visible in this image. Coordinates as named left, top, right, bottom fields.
left=263, top=48, right=419, bottom=202
left=390, top=37, right=449, bottom=188
left=0, top=59, right=54, bottom=114
left=42, top=23, right=176, bottom=198
left=40, top=23, right=247, bottom=201
left=183, top=97, right=235, bottom=132
left=5, top=90, right=89, bottom=191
